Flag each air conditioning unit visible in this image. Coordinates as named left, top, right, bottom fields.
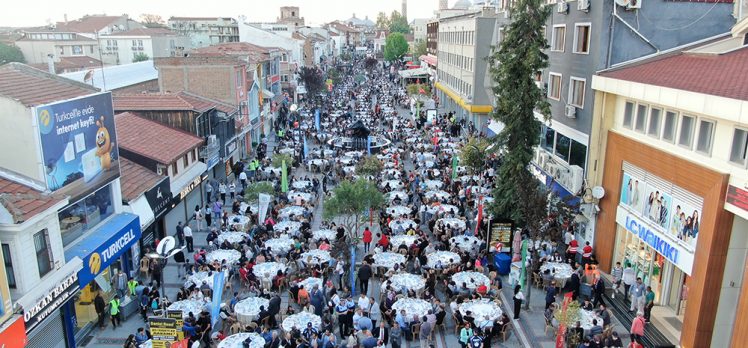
left=557, top=1, right=569, bottom=13
left=578, top=0, right=590, bottom=12
left=208, top=135, right=218, bottom=146
left=627, top=0, right=642, bottom=9
left=569, top=165, right=585, bottom=194
left=565, top=104, right=577, bottom=118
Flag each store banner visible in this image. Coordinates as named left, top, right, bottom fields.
left=34, top=92, right=120, bottom=203
left=149, top=317, right=177, bottom=348
left=0, top=316, right=28, bottom=348
left=619, top=172, right=702, bottom=252
left=210, top=271, right=225, bottom=327
left=616, top=206, right=694, bottom=275
left=16, top=257, right=82, bottom=334
left=488, top=219, right=514, bottom=254
left=145, top=177, right=173, bottom=219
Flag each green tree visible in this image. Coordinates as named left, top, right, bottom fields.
left=323, top=178, right=384, bottom=240
left=244, top=182, right=275, bottom=201
left=411, top=40, right=427, bottom=58
left=272, top=153, right=294, bottom=168
left=383, top=33, right=409, bottom=62
left=327, top=67, right=342, bottom=85
left=0, top=43, right=25, bottom=65
left=375, top=11, right=390, bottom=29
left=460, top=137, right=492, bottom=175
left=388, top=11, right=410, bottom=34
left=297, top=66, right=325, bottom=96
left=355, top=156, right=384, bottom=177
left=487, top=0, right=551, bottom=228
left=132, top=52, right=150, bottom=62
left=405, top=83, right=430, bottom=96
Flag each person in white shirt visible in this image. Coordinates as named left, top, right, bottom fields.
left=184, top=223, right=194, bottom=252
left=219, top=182, right=227, bottom=204
left=228, top=182, right=236, bottom=201
left=358, top=293, right=371, bottom=314
left=239, top=171, right=247, bottom=191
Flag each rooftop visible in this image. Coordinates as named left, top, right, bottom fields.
left=0, top=63, right=97, bottom=107
left=600, top=46, right=748, bottom=101
left=192, top=42, right=275, bottom=62
left=115, top=112, right=204, bottom=164
left=119, top=157, right=166, bottom=202
left=113, top=91, right=237, bottom=114
left=30, top=56, right=102, bottom=74
left=55, top=15, right=127, bottom=33
left=0, top=177, right=63, bottom=224
left=60, top=60, right=157, bottom=90
left=104, top=27, right=176, bottom=36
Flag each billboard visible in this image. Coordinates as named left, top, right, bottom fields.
left=34, top=92, right=120, bottom=203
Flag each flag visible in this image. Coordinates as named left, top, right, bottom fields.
left=258, top=193, right=271, bottom=223
left=474, top=197, right=483, bottom=236
left=367, top=136, right=372, bottom=155
left=303, top=135, right=308, bottom=159
left=451, top=156, right=459, bottom=180
left=315, top=109, right=321, bottom=131
left=211, top=270, right=226, bottom=327
left=519, top=239, right=529, bottom=291
left=281, top=160, right=288, bottom=193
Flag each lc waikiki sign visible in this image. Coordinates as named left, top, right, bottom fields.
left=616, top=206, right=694, bottom=275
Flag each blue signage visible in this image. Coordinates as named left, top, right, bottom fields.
left=35, top=92, right=120, bottom=203
left=624, top=214, right=679, bottom=264
left=66, top=213, right=142, bottom=286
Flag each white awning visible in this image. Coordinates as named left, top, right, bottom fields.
left=170, top=161, right=208, bottom=196
left=487, top=120, right=505, bottom=137
left=398, top=67, right=430, bottom=79
left=124, top=195, right=155, bottom=229
left=16, top=257, right=83, bottom=315
left=262, top=89, right=275, bottom=99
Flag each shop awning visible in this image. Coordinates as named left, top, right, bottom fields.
left=398, top=67, right=430, bottom=79
left=419, top=54, right=437, bottom=67
left=262, top=89, right=275, bottom=99
left=170, top=161, right=207, bottom=196
left=64, top=213, right=141, bottom=286
left=124, top=195, right=155, bottom=230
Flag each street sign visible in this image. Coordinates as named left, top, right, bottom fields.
left=149, top=317, right=177, bottom=348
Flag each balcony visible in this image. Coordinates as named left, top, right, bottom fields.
left=199, top=141, right=221, bottom=169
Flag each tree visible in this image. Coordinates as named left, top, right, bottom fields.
left=375, top=12, right=390, bottom=29
left=244, top=182, right=275, bottom=201
left=139, top=14, right=165, bottom=28
left=0, top=43, right=25, bottom=65
left=327, top=67, right=342, bottom=85
left=487, top=0, right=551, bottom=228
left=272, top=153, right=294, bottom=168
left=554, top=298, right=582, bottom=347
left=132, top=52, right=150, bottom=62
left=388, top=11, right=410, bottom=35
left=298, top=66, right=325, bottom=96
left=323, top=178, right=385, bottom=240
left=383, top=33, right=409, bottom=62
left=459, top=137, right=492, bottom=175
left=355, top=156, right=384, bottom=177
left=411, top=40, right=427, bottom=58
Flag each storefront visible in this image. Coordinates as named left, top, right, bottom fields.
left=62, top=213, right=141, bottom=347
left=0, top=316, right=29, bottom=348
left=16, top=258, right=82, bottom=348
left=140, top=177, right=173, bottom=251
left=165, top=163, right=207, bottom=237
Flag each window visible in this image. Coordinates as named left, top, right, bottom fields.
left=551, top=25, right=566, bottom=52
left=58, top=46, right=64, bottom=55
left=548, top=73, right=562, bottom=100
left=569, top=77, right=586, bottom=108
left=573, top=23, right=591, bottom=54
left=89, top=45, right=94, bottom=54
left=172, top=162, right=178, bottom=175
left=678, top=115, right=696, bottom=147
left=541, top=126, right=555, bottom=153
left=569, top=140, right=587, bottom=168
left=58, top=185, right=114, bottom=246
left=190, top=149, right=196, bottom=162
left=662, top=111, right=677, bottom=142
left=623, top=102, right=635, bottom=128
left=34, top=230, right=52, bottom=277
left=729, top=128, right=748, bottom=165
left=555, top=133, right=571, bottom=161
left=695, top=119, right=715, bottom=154
left=647, top=108, right=661, bottom=137
left=634, top=104, right=648, bottom=133
left=2, top=244, right=15, bottom=289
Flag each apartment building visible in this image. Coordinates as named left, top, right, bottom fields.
left=99, top=27, right=190, bottom=65
left=167, top=17, right=239, bottom=48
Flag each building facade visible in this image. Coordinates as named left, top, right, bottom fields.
left=167, top=17, right=239, bottom=48
left=99, top=28, right=190, bottom=65
left=277, top=6, right=305, bottom=27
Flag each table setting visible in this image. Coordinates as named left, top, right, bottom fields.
left=300, top=249, right=332, bottom=265
left=215, top=231, right=248, bottom=245
left=279, top=206, right=308, bottom=219
left=298, top=277, right=323, bottom=291
left=387, top=191, right=409, bottom=203
left=264, top=237, right=295, bottom=255
left=287, top=191, right=313, bottom=203
left=206, top=249, right=242, bottom=265
left=426, top=204, right=459, bottom=215
left=382, top=273, right=426, bottom=293
left=273, top=221, right=302, bottom=235
left=438, top=218, right=467, bottom=232
left=234, top=297, right=271, bottom=324
left=391, top=298, right=431, bottom=319
left=252, top=262, right=288, bottom=279
left=167, top=299, right=210, bottom=318
left=239, top=202, right=259, bottom=215
left=227, top=215, right=250, bottom=231
left=291, top=180, right=312, bottom=190
left=263, top=167, right=282, bottom=177
left=185, top=271, right=227, bottom=289
left=423, top=180, right=443, bottom=190
left=579, top=309, right=604, bottom=331
left=380, top=180, right=403, bottom=190
left=217, top=333, right=266, bottom=348
left=452, top=271, right=491, bottom=290
left=426, top=251, right=461, bottom=268
left=424, top=190, right=450, bottom=201
left=390, top=235, right=419, bottom=248
left=372, top=252, right=406, bottom=270
left=539, top=262, right=574, bottom=287
left=386, top=205, right=412, bottom=217
left=458, top=298, right=502, bottom=321
left=312, top=229, right=336, bottom=241
left=389, top=219, right=417, bottom=232
left=450, top=235, right=483, bottom=254
left=282, top=312, right=322, bottom=332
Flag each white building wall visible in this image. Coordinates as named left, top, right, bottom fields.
left=0, top=100, right=44, bottom=184
left=238, top=23, right=304, bottom=67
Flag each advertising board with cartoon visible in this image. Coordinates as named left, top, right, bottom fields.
left=35, top=92, right=120, bottom=203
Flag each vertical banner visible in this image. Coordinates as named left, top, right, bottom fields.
left=474, top=197, right=483, bottom=236
left=349, top=245, right=356, bottom=296
left=451, top=156, right=459, bottom=180
left=281, top=160, right=289, bottom=193
left=167, top=310, right=185, bottom=340
left=149, top=317, right=177, bottom=348
left=303, top=135, right=308, bottom=159
left=366, top=136, right=372, bottom=156
left=211, top=271, right=226, bottom=327
left=258, top=193, right=272, bottom=223
left=315, top=109, right=321, bottom=132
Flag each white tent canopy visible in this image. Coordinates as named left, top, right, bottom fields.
left=398, top=67, right=431, bottom=79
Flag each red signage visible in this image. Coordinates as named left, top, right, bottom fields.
left=726, top=185, right=748, bottom=212
left=0, top=316, right=28, bottom=348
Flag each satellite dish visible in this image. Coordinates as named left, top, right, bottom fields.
left=156, top=236, right=176, bottom=257
left=592, top=186, right=606, bottom=199
left=614, top=0, right=630, bottom=6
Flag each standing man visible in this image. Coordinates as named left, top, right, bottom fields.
left=113, top=270, right=127, bottom=298
left=94, top=291, right=106, bottom=329
left=109, top=295, right=121, bottom=330
left=219, top=181, right=227, bottom=204
left=184, top=222, right=194, bottom=253
left=239, top=169, right=248, bottom=190
left=175, top=222, right=184, bottom=247
left=592, top=275, right=605, bottom=307
left=468, top=329, right=483, bottom=348
left=357, top=261, right=372, bottom=296
left=581, top=242, right=593, bottom=268
left=630, top=278, right=646, bottom=314
left=205, top=181, right=213, bottom=203
left=419, top=316, right=433, bottom=348
left=644, top=286, right=655, bottom=322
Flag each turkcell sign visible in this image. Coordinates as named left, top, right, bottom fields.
left=616, top=206, right=693, bottom=275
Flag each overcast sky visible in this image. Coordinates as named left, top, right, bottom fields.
left=2, top=0, right=450, bottom=27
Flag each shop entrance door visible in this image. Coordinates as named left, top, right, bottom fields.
left=667, top=267, right=686, bottom=315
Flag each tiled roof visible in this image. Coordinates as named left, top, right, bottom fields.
left=29, top=56, right=102, bottom=74
left=119, top=157, right=165, bottom=202
left=0, top=177, right=63, bottom=224
left=113, top=91, right=237, bottom=114
left=115, top=112, right=204, bottom=164
left=55, top=15, right=124, bottom=33
left=193, top=42, right=272, bottom=62
left=105, top=28, right=176, bottom=36
left=0, top=63, right=98, bottom=107
left=16, top=32, right=96, bottom=41
left=600, top=47, right=748, bottom=101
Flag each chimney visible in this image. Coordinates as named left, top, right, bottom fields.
left=46, top=54, right=55, bottom=74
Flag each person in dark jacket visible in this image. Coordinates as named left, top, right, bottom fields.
left=94, top=291, right=106, bottom=329
left=372, top=321, right=389, bottom=345
left=357, top=262, right=372, bottom=295
left=566, top=270, right=581, bottom=301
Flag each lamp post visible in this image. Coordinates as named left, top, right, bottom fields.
left=146, top=251, right=168, bottom=317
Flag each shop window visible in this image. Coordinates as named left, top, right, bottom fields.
left=623, top=101, right=634, bottom=128
left=183, top=154, right=189, bottom=167
left=678, top=114, right=696, bottom=148
left=695, top=119, right=715, bottom=155
left=34, top=230, right=52, bottom=277
left=573, top=23, right=591, bottom=54
left=634, top=104, right=648, bottom=133
left=555, top=133, right=571, bottom=162
left=551, top=25, right=566, bottom=52
left=729, top=128, right=748, bottom=166
left=172, top=162, right=178, bottom=175
left=569, top=140, right=587, bottom=168
left=58, top=184, right=114, bottom=247
left=542, top=126, right=555, bottom=153
left=647, top=108, right=662, bottom=137
left=548, top=73, right=562, bottom=100
left=569, top=77, right=585, bottom=108
left=662, top=111, right=677, bottom=142
left=2, top=244, right=15, bottom=289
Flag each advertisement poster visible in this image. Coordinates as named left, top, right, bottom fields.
left=669, top=198, right=701, bottom=250
left=35, top=92, right=120, bottom=203
left=619, top=172, right=645, bottom=213
left=641, top=183, right=672, bottom=231
left=488, top=220, right=514, bottom=253
left=149, top=317, right=177, bottom=348
left=167, top=310, right=185, bottom=340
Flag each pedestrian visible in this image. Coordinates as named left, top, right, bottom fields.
left=357, top=261, right=372, bottom=296
left=139, top=292, right=149, bottom=322
left=194, top=205, right=203, bottom=231
left=239, top=170, right=248, bottom=190
left=113, top=270, right=127, bottom=298
left=581, top=241, right=593, bottom=268
left=419, top=316, right=432, bottom=348
left=629, top=278, right=646, bottom=314
left=468, top=329, right=483, bottom=348
left=94, top=291, right=106, bottom=329
left=592, top=275, right=605, bottom=307
left=390, top=322, right=402, bottom=348
left=611, top=262, right=623, bottom=299
left=213, top=200, right=223, bottom=222
left=566, top=238, right=579, bottom=264
left=644, top=286, right=655, bottom=322
left=206, top=181, right=213, bottom=202
left=545, top=281, right=557, bottom=310
left=175, top=222, right=185, bottom=247
left=362, top=226, right=372, bottom=254
left=229, top=181, right=236, bottom=201
left=205, top=204, right=213, bottom=228
left=458, top=323, right=472, bottom=348
left=630, top=312, right=646, bottom=342
left=110, top=295, right=122, bottom=329
left=513, top=284, right=524, bottom=320
left=184, top=222, right=194, bottom=253
left=219, top=181, right=227, bottom=204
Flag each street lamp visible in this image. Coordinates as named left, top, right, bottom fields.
left=145, top=251, right=168, bottom=317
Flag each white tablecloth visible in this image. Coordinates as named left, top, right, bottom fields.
left=387, top=191, right=409, bottom=202
left=427, top=204, right=458, bottom=215
left=253, top=262, right=288, bottom=279
left=391, top=298, right=431, bottom=320
left=452, top=271, right=490, bottom=290
left=383, top=273, right=425, bottom=293
left=386, top=205, right=412, bottom=217
left=167, top=300, right=209, bottom=318
left=438, top=218, right=467, bottom=231
left=424, top=190, right=450, bottom=201
left=450, top=236, right=482, bottom=254
left=292, top=180, right=312, bottom=190
left=426, top=251, right=461, bottom=268
left=579, top=309, right=604, bottom=330
left=372, top=252, right=406, bottom=269
left=312, top=229, right=336, bottom=241
left=279, top=206, right=308, bottom=219
left=539, top=262, right=574, bottom=283
left=264, top=237, right=294, bottom=255
left=218, top=333, right=265, bottom=348
left=206, top=249, right=242, bottom=264
left=263, top=167, right=282, bottom=176
left=240, top=202, right=259, bottom=215
left=423, top=180, right=443, bottom=190
left=389, top=219, right=417, bottom=232
left=282, top=312, right=322, bottom=332
left=234, top=297, right=270, bottom=324
left=185, top=271, right=227, bottom=289
left=458, top=299, right=502, bottom=321
left=298, top=277, right=323, bottom=291
left=273, top=221, right=302, bottom=234
left=227, top=215, right=250, bottom=231
left=216, top=232, right=248, bottom=245
left=390, top=235, right=418, bottom=248
left=300, top=250, right=332, bottom=265
left=380, top=180, right=403, bottom=190
left=287, top=191, right=313, bottom=203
